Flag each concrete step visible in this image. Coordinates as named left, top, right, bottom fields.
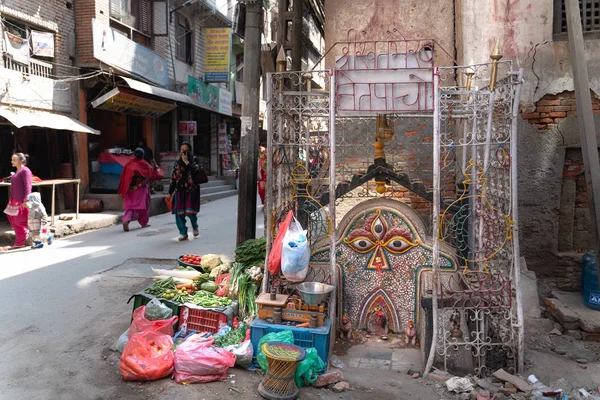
left=202, top=184, right=236, bottom=195
left=202, top=189, right=238, bottom=203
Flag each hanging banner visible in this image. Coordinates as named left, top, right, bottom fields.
left=187, top=75, right=232, bottom=116
left=179, top=121, right=197, bottom=136
left=31, top=31, right=55, bottom=58
left=4, top=32, right=29, bottom=64
left=204, top=28, right=231, bottom=82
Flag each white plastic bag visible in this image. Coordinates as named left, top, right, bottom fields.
left=281, top=217, right=310, bottom=282
left=115, top=328, right=130, bottom=353
left=224, top=340, right=253, bottom=369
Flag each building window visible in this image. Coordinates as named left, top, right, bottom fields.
left=110, top=0, right=151, bottom=46
left=554, top=0, right=600, bottom=35
left=235, top=53, right=243, bottom=82
left=2, top=18, right=54, bottom=78
left=175, top=14, right=193, bottom=65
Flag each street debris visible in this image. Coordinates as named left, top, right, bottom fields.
left=445, top=377, right=475, bottom=393
left=332, top=381, right=350, bottom=393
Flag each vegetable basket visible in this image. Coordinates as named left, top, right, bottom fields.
left=177, top=255, right=204, bottom=271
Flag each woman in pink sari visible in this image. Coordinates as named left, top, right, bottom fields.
left=2, top=153, right=32, bottom=251
left=118, top=148, right=154, bottom=231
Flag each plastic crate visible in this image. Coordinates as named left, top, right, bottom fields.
left=101, top=162, right=123, bottom=174
left=127, top=292, right=181, bottom=331
left=250, top=318, right=331, bottom=372
left=179, top=306, right=228, bottom=334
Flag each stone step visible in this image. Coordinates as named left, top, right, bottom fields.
left=202, top=184, right=236, bottom=195
left=202, top=190, right=238, bottom=203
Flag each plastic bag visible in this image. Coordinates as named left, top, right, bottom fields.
left=120, top=331, right=174, bottom=381
left=144, top=298, right=173, bottom=321
left=129, top=306, right=178, bottom=337
left=295, top=348, right=325, bottom=388
left=268, top=210, right=294, bottom=275
left=115, top=328, right=130, bottom=353
left=224, top=340, right=253, bottom=369
left=281, top=217, right=310, bottom=282
left=257, top=330, right=295, bottom=371
left=173, top=335, right=236, bottom=384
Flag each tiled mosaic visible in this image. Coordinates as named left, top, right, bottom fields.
left=310, top=199, right=457, bottom=334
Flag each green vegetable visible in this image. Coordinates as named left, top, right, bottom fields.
left=193, top=273, right=211, bottom=288
left=145, top=278, right=177, bottom=295
left=191, top=290, right=232, bottom=308
left=235, top=237, right=267, bottom=267
left=200, top=281, right=218, bottom=292
left=213, top=325, right=247, bottom=347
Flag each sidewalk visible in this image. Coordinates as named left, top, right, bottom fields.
left=0, top=211, right=122, bottom=246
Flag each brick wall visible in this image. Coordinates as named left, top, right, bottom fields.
left=520, top=90, right=600, bottom=130
left=0, top=1, right=76, bottom=77
left=75, top=0, right=109, bottom=68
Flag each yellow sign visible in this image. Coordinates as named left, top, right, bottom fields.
left=92, top=88, right=176, bottom=118
left=205, top=28, right=231, bottom=82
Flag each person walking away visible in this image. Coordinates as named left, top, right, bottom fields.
left=27, top=192, right=54, bottom=249
left=137, top=139, right=158, bottom=194
left=168, top=142, right=201, bottom=241
left=2, top=153, right=32, bottom=251
left=118, top=148, right=154, bottom=231
left=257, top=146, right=267, bottom=206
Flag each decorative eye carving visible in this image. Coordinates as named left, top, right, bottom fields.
left=371, top=217, right=387, bottom=240
left=346, top=237, right=376, bottom=253
left=384, top=237, right=416, bottom=254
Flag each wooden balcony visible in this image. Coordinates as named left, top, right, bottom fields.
left=3, top=55, right=53, bottom=78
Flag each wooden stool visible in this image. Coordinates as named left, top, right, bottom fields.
left=258, top=342, right=306, bottom=400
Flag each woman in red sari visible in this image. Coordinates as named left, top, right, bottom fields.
left=118, top=148, right=154, bottom=231
left=257, top=146, right=267, bottom=205
left=2, top=153, right=32, bottom=250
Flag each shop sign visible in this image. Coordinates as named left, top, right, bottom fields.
left=187, top=76, right=233, bottom=116
left=92, top=19, right=169, bottom=87
left=179, top=121, right=197, bottom=136
left=91, top=88, right=176, bottom=118
left=205, top=28, right=231, bottom=82
left=218, top=123, right=229, bottom=154
left=31, top=31, right=55, bottom=58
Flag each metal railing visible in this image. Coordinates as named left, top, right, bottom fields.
left=3, top=55, right=54, bottom=78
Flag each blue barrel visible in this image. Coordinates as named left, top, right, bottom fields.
left=582, top=252, right=600, bottom=310
left=582, top=252, right=595, bottom=293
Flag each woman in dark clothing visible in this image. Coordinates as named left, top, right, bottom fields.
left=168, top=142, right=201, bottom=241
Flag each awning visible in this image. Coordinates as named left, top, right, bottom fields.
left=121, top=77, right=196, bottom=105
left=0, top=107, right=100, bottom=134
left=91, top=87, right=177, bottom=118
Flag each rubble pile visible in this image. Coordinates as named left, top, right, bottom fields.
left=544, top=292, right=600, bottom=342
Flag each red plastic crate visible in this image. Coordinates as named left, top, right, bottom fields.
left=179, top=306, right=228, bottom=334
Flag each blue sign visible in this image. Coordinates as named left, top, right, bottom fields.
left=590, top=293, right=600, bottom=305
left=92, top=19, right=169, bottom=87
left=205, top=72, right=230, bottom=82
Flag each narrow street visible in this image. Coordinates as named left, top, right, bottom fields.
left=0, top=197, right=443, bottom=400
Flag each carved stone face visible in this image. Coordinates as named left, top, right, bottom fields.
left=309, top=199, right=457, bottom=334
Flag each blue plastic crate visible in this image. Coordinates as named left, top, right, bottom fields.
left=101, top=162, right=123, bottom=174
left=250, top=317, right=331, bottom=372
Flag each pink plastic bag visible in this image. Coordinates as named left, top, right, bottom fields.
left=129, top=306, right=178, bottom=337
left=268, top=210, right=294, bottom=275
left=173, top=335, right=236, bottom=384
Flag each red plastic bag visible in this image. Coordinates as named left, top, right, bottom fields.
left=130, top=306, right=178, bottom=337
left=268, top=210, right=294, bottom=275
left=173, top=335, right=236, bottom=384
left=120, top=331, right=174, bottom=381
left=164, top=195, right=173, bottom=212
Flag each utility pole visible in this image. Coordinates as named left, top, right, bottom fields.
left=236, top=0, right=262, bottom=245
left=565, top=0, right=600, bottom=281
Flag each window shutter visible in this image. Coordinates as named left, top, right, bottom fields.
left=187, top=28, right=194, bottom=65
left=140, top=0, right=150, bottom=34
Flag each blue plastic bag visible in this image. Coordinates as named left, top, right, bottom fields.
left=281, top=217, right=310, bottom=282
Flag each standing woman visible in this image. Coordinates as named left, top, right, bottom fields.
left=257, top=146, right=267, bottom=206
left=168, top=142, right=201, bottom=241
left=3, top=153, right=32, bottom=251
left=118, top=148, right=154, bottom=231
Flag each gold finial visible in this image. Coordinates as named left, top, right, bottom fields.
left=277, top=47, right=286, bottom=92
left=489, top=39, right=503, bottom=92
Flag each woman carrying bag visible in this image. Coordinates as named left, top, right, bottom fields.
left=2, top=153, right=32, bottom=251
left=168, top=142, right=207, bottom=241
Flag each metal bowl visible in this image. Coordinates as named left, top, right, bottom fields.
left=295, top=282, right=335, bottom=305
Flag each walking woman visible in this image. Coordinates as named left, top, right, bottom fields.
left=168, top=142, right=201, bottom=241
left=118, top=148, right=154, bottom=231
left=2, top=153, right=32, bottom=251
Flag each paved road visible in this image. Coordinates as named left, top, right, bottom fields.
left=0, top=196, right=265, bottom=400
